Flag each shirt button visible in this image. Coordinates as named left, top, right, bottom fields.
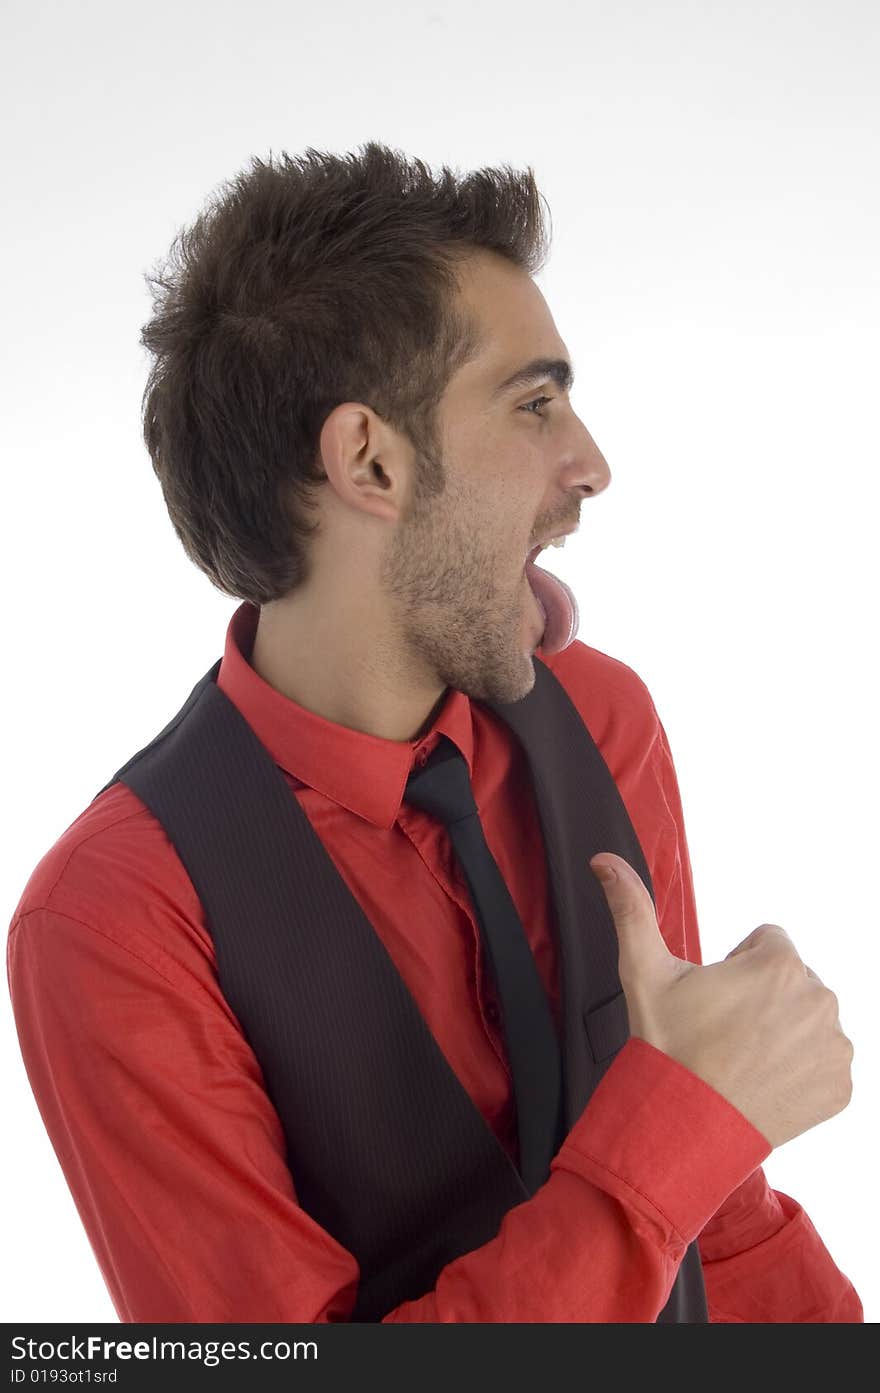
left=485, top=1000, right=501, bottom=1024
left=417, top=748, right=429, bottom=767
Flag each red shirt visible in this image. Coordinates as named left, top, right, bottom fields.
left=6, top=601, right=862, bottom=1322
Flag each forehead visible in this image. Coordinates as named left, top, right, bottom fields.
left=450, top=251, right=572, bottom=399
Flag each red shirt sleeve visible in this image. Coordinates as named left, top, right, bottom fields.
left=8, top=906, right=768, bottom=1324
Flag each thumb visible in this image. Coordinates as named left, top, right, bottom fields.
left=590, top=852, right=672, bottom=975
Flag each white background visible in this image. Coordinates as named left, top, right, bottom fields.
left=2, top=0, right=877, bottom=1323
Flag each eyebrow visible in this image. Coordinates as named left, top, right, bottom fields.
left=491, top=357, right=575, bottom=399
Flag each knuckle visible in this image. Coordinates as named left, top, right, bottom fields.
left=834, top=1038, right=854, bottom=1105
left=757, top=924, right=795, bottom=960
left=755, top=922, right=786, bottom=942
left=816, top=985, right=839, bottom=1021
left=765, top=941, right=803, bottom=984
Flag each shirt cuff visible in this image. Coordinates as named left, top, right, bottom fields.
left=552, top=1036, right=772, bottom=1247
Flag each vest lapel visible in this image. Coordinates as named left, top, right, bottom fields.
left=484, top=657, right=648, bottom=1123
left=485, top=663, right=709, bottom=1324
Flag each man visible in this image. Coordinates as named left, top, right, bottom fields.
left=7, top=143, right=861, bottom=1322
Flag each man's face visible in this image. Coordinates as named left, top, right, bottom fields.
left=381, top=250, right=611, bottom=708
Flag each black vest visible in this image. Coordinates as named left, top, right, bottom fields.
left=94, top=653, right=708, bottom=1323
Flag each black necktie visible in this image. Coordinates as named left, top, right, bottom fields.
left=403, top=735, right=563, bottom=1193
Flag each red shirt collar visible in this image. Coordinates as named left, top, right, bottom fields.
left=216, top=601, right=476, bottom=830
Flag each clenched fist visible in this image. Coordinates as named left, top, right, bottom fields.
left=590, top=852, right=854, bottom=1150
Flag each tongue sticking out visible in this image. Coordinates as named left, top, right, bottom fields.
left=525, top=556, right=579, bottom=655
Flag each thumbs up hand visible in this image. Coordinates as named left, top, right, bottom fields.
left=590, top=853, right=854, bottom=1151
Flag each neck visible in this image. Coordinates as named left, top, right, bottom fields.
left=249, top=595, right=448, bottom=744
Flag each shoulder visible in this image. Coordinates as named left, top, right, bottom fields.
left=7, top=780, right=216, bottom=985
left=538, top=638, right=661, bottom=756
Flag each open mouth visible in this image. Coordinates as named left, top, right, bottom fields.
left=522, top=534, right=579, bottom=655
left=525, top=531, right=570, bottom=568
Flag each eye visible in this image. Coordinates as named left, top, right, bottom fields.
left=519, top=395, right=554, bottom=417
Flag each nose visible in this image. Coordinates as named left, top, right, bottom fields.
left=568, top=420, right=612, bottom=500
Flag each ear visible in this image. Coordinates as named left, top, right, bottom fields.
left=319, top=403, right=407, bottom=525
